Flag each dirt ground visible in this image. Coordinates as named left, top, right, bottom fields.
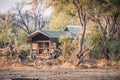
left=0, top=56, right=120, bottom=80
left=0, top=66, right=120, bottom=80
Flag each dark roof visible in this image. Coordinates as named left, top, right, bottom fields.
left=27, top=30, right=76, bottom=39
left=64, top=25, right=81, bottom=34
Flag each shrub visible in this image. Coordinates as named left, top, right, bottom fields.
left=59, top=34, right=72, bottom=59
left=108, top=39, right=120, bottom=62
left=19, top=50, right=29, bottom=59
left=85, top=31, right=120, bottom=62
left=0, top=28, right=15, bottom=48
left=85, top=32, right=104, bottom=59
left=18, top=44, right=30, bottom=60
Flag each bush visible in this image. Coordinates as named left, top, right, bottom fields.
left=85, top=32, right=104, bottom=59
left=18, top=44, right=30, bottom=60
left=0, top=42, right=4, bottom=48
left=85, top=31, right=120, bottom=62
left=19, top=50, right=29, bottom=59
left=108, top=39, right=120, bottom=62
left=59, top=34, right=73, bottom=59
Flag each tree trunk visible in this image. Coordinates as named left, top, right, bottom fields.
left=76, top=24, right=86, bottom=66
left=73, top=1, right=87, bottom=66
left=78, top=23, right=86, bottom=58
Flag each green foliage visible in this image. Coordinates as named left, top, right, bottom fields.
left=48, top=0, right=77, bottom=30
left=69, top=37, right=80, bottom=61
left=85, top=31, right=104, bottom=59
left=19, top=50, right=30, bottom=59
left=85, top=29, right=120, bottom=61
left=0, top=24, right=15, bottom=47
left=0, top=13, right=29, bottom=48
left=108, top=39, right=120, bottom=61
left=18, top=44, right=30, bottom=59
left=50, top=0, right=75, bottom=15
left=59, top=34, right=72, bottom=59
left=49, top=12, right=77, bottom=30
left=12, top=27, right=28, bottom=43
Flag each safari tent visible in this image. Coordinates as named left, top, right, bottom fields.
left=27, top=25, right=80, bottom=55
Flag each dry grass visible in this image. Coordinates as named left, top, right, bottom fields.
left=0, top=57, right=120, bottom=80
left=0, top=54, right=120, bottom=69
left=96, top=59, right=108, bottom=68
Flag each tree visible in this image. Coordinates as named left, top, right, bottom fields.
left=0, top=14, right=15, bottom=47
left=84, top=0, right=120, bottom=62
left=27, top=0, right=47, bottom=11
left=49, top=12, right=76, bottom=30
left=87, top=0, right=120, bottom=61
left=12, top=1, right=48, bottom=34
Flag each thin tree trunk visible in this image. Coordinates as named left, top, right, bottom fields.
left=78, top=23, right=86, bottom=56
left=73, top=1, right=87, bottom=66
left=76, top=24, right=86, bottom=66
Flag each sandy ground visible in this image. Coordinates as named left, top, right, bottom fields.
left=0, top=56, right=120, bottom=80
left=0, top=66, right=120, bottom=80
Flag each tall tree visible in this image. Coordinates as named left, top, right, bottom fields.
left=12, top=1, right=48, bottom=34
left=87, top=0, right=120, bottom=59
left=50, top=0, right=91, bottom=65
left=89, top=0, right=120, bottom=40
